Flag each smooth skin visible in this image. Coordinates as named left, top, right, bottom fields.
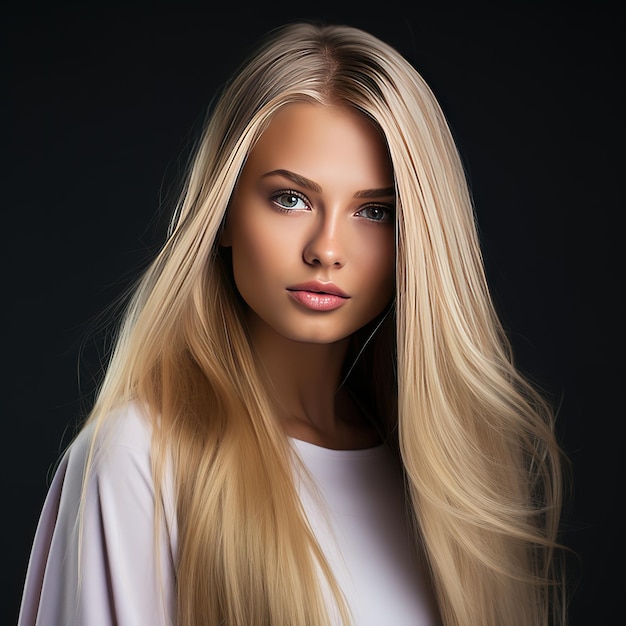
left=222, top=103, right=396, bottom=449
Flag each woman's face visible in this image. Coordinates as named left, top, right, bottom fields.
left=222, top=103, right=396, bottom=345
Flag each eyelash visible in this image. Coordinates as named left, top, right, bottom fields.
left=271, top=189, right=310, bottom=212
left=270, top=189, right=394, bottom=223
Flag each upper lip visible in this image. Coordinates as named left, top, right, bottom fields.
left=286, top=281, right=349, bottom=298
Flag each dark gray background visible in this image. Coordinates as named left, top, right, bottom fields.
left=4, top=4, right=621, bottom=624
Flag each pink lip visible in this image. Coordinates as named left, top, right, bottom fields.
left=287, top=281, right=349, bottom=298
left=286, top=281, right=350, bottom=311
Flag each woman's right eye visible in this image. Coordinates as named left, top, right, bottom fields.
left=271, top=190, right=310, bottom=211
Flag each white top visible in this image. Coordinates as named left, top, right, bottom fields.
left=18, top=404, right=439, bottom=625
left=291, top=438, right=438, bottom=626
left=18, top=404, right=178, bottom=626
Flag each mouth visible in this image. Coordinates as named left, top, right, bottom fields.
left=286, top=281, right=349, bottom=298
left=286, top=281, right=349, bottom=311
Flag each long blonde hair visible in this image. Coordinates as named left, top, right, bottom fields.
left=80, top=21, right=567, bottom=626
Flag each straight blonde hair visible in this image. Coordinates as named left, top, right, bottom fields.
left=79, top=21, right=567, bottom=625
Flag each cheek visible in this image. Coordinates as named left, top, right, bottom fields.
left=358, top=232, right=396, bottom=290
left=230, top=216, right=287, bottom=286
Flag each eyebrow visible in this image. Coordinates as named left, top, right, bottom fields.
left=261, top=169, right=395, bottom=199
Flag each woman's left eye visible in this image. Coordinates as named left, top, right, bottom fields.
left=355, top=205, right=393, bottom=222
left=271, top=191, right=309, bottom=211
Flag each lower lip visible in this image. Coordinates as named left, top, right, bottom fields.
left=287, top=290, right=348, bottom=311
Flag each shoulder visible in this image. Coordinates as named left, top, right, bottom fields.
left=58, top=401, right=163, bottom=515
left=19, top=403, right=178, bottom=625
left=67, top=401, right=154, bottom=473
left=61, top=400, right=177, bottom=557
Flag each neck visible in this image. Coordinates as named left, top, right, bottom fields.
left=246, top=314, right=380, bottom=449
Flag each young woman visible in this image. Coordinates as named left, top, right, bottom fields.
left=18, top=21, right=567, bottom=626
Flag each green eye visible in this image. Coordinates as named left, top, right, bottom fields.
left=271, top=190, right=309, bottom=211
left=356, top=205, right=393, bottom=222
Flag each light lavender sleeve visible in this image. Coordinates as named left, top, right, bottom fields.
left=18, top=404, right=178, bottom=626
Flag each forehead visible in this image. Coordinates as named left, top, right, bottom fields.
left=242, top=103, right=393, bottom=188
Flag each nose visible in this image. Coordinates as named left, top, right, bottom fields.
left=303, top=212, right=346, bottom=268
